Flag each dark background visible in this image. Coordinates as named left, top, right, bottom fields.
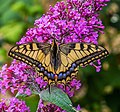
left=0, top=0, right=120, bottom=112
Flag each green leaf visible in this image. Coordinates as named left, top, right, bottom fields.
left=40, top=87, right=76, bottom=112
left=17, top=94, right=40, bottom=112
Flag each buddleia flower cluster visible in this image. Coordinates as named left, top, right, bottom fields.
left=0, top=0, right=109, bottom=111
left=0, top=98, right=30, bottom=112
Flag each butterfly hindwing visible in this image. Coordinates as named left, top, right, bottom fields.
left=55, top=43, right=109, bottom=84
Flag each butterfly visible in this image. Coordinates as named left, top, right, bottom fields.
left=8, top=40, right=109, bottom=85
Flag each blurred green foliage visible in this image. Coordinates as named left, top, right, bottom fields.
left=0, top=0, right=43, bottom=65
left=0, top=0, right=120, bottom=112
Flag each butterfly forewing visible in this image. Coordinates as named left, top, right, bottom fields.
left=9, top=43, right=53, bottom=71
left=59, top=43, right=109, bottom=67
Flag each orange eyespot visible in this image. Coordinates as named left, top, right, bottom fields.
left=55, top=74, right=58, bottom=82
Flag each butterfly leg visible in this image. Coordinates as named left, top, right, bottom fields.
left=48, top=84, right=51, bottom=93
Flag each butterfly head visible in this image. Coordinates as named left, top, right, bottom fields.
left=51, top=39, right=58, bottom=53
left=52, top=39, right=57, bottom=47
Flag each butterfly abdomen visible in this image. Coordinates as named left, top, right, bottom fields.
left=51, top=40, right=60, bottom=71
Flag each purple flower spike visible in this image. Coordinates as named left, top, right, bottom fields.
left=0, top=98, right=30, bottom=112
left=18, top=0, right=109, bottom=45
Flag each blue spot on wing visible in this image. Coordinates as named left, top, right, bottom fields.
left=47, top=73, right=55, bottom=79
left=70, top=67, right=74, bottom=71
left=44, top=70, right=47, bottom=75
left=57, top=63, right=77, bottom=80
left=40, top=67, right=44, bottom=71
left=47, top=73, right=51, bottom=78
left=51, top=73, right=54, bottom=79
left=58, top=73, right=63, bottom=79
left=41, top=63, right=77, bottom=81
left=38, top=64, right=41, bottom=68
left=63, top=73, right=66, bottom=78
left=67, top=71, right=70, bottom=75
left=72, top=63, right=76, bottom=68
